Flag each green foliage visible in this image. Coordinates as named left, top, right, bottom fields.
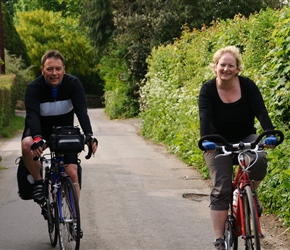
left=257, top=8, right=290, bottom=225
left=5, top=49, right=34, bottom=101
left=0, top=75, right=18, bottom=130
left=104, top=89, right=139, bottom=119
left=140, top=7, right=290, bottom=224
left=79, top=0, right=280, bottom=119
left=14, top=0, right=81, bottom=17
left=0, top=113, right=24, bottom=138
left=2, top=2, right=31, bottom=66
left=14, top=9, right=95, bottom=76
left=195, top=0, right=266, bottom=28
left=99, top=43, right=139, bottom=118
left=259, top=131, right=290, bottom=224
left=0, top=84, right=10, bottom=128
left=260, top=8, right=290, bottom=127
left=79, top=0, right=114, bottom=59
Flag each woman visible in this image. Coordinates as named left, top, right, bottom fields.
left=198, top=46, right=276, bottom=250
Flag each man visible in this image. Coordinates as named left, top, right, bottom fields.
left=21, top=49, right=98, bottom=205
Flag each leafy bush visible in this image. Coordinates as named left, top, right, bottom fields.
left=0, top=75, right=17, bottom=129
left=15, top=9, right=95, bottom=76
left=5, top=49, right=34, bottom=102
left=99, top=44, right=139, bottom=118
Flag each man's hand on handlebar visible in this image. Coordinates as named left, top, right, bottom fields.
left=31, top=136, right=46, bottom=159
left=85, top=134, right=98, bottom=156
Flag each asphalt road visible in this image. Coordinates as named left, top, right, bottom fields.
left=0, top=109, right=214, bottom=250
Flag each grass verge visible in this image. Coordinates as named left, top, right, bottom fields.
left=0, top=114, right=24, bottom=170
left=0, top=114, right=24, bottom=138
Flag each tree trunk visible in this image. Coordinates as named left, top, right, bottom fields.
left=0, top=2, right=5, bottom=74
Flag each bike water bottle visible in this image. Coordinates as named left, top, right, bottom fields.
left=232, top=188, right=239, bottom=218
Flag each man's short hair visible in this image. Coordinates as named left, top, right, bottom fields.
left=41, top=50, right=65, bottom=67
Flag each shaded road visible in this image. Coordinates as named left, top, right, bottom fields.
left=0, top=109, right=213, bottom=249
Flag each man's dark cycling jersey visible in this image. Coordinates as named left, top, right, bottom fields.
left=199, top=75, right=274, bottom=142
left=24, top=73, right=93, bottom=140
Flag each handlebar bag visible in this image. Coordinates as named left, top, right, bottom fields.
left=48, top=126, right=84, bottom=154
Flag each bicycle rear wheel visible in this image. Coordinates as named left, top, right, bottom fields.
left=243, top=185, right=261, bottom=250
left=58, top=176, right=81, bottom=250
left=45, top=168, right=58, bottom=247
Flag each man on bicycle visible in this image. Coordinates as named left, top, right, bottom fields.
left=21, top=50, right=98, bottom=205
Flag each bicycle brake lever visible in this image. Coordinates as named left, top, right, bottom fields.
left=215, top=152, right=232, bottom=158
left=215, top=146, right=232, bottom=158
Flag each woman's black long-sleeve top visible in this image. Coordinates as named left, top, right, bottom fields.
left=198, top=75, right=274, bottom=142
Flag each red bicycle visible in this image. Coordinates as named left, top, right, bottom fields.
left=198, top=130, right=284, bottom=250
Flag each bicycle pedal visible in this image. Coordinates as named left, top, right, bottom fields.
left=41, top=205, right=48, bottom=220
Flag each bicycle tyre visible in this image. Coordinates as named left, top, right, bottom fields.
left=46, top=169, right=59, bottom=247
left=224, top=215, right=233, bottom=249
left=58, top=176, right=81, bottom=250
left=224, top=214, right=238, bottom=250
left=243, top=185, right=261, bottom=250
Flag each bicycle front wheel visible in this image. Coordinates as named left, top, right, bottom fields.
left=243, top=185, right=261, bottom=250
left=58, top=176, right=81, bottom=250
left=45, top=169, right=58, bottom=247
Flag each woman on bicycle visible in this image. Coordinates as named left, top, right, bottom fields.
left=198, top=46, right=276, bottom=250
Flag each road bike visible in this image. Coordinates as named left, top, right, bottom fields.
left=198, top=130, right=284, bottom=250
left=35, top=126, right=94, bottom=250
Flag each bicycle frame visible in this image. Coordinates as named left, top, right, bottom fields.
left=232, top=152, right=263, bottom=240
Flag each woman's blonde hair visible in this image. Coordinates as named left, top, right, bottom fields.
left=210, top=46, right=243, bottom=74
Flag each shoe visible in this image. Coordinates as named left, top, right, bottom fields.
left=254, top=191, right=263, bottom=217
left=213, top=237, right=226, bottom=250
left=33, top=180, right=45, bottom=204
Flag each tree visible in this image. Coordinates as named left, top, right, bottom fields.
left=3, top=0, right=18, bottom=16
left=13, top=0, right=81, bottom=17
left=15, top=9, right=95, bottom=75
left=81, top=0, right=283, bottom=118
left=2, top=2, right=30, bottom=66
left=79, top=0, right=114, bottom=59
left=195, top=0, right=269, bottom=26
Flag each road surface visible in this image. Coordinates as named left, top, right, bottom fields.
left=0, top=109, right=214, bottom=249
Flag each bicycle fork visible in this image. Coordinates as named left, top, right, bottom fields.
left=235, top=187, right=265, bottom=241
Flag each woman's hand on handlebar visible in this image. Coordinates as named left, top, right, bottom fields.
left=202, top=140, right=216, bottom=153
left=263, top=135, right=277, bottom=148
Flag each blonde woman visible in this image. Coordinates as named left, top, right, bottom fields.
left=198, top=46, right=276, bottom=250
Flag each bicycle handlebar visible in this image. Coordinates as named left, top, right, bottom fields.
left=85, top=141, right=93, bottom=159
left=31, top=138, right=94, bottom=161
left=198, top=130, right=284, bottom=152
